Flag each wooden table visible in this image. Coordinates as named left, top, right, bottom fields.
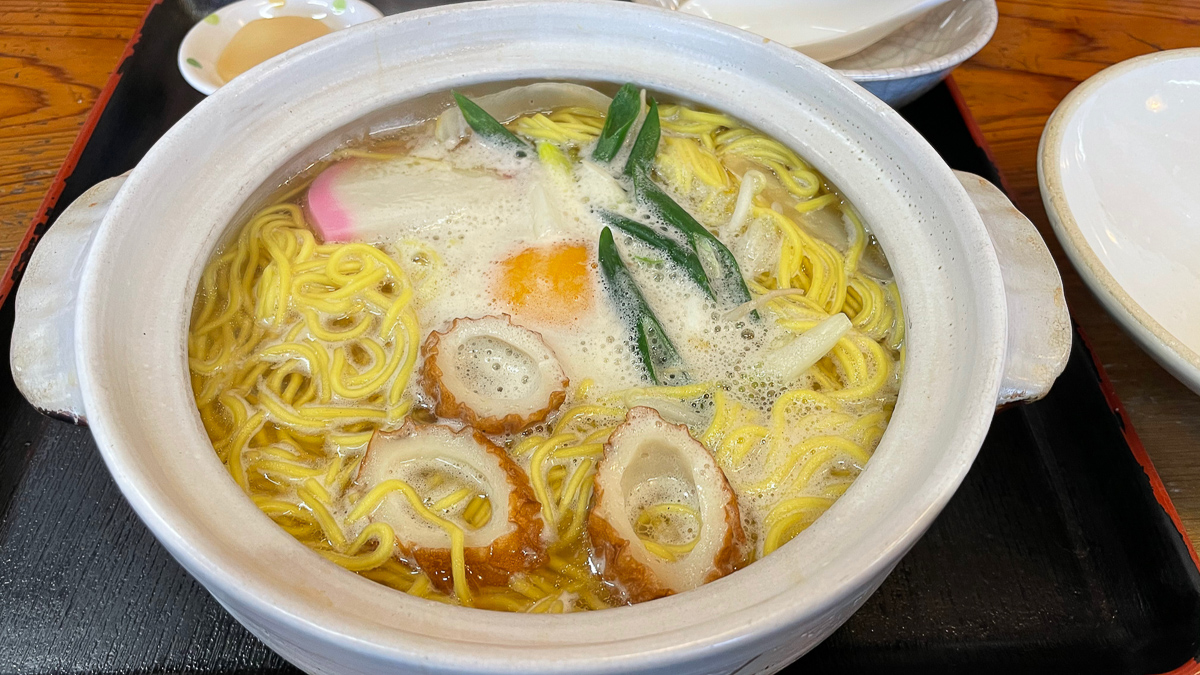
left=2, top=0, right=1199, bottom=537
left=954, top=1, right=1200, bottom=538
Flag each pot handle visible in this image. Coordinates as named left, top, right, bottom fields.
left=953, top=171, right=1071, bottom=406
left=10, top=173, right=128, bottom=425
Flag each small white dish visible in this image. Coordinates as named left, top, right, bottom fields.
left=634, top=0, right=997, bottom=107
left=177, top=0, right=382, bottom=95
left=1040, top=48, right=1200, bottom=394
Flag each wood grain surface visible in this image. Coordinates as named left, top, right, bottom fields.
left=0, top=0, right=150, bottom=274
left=953, top=1, right=1200, bottom=537
left=1, top=0, right=1199, bottom=542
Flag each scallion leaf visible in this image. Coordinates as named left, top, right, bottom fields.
left=592, top=83, right=641, bottom=163
left=451, top=91, right=531, bottom=154
left=623, top=98, right=660, bottom=178
left=598, top=227, right=690, bottom=385
left=633, top=173, right=754, bottom=311
left=598, top=210, right=714, bottom=300
left=618, top=101, right=754, bottom=311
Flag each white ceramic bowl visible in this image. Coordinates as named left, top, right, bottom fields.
left=177, top=0, right=382, bottom=95
left=646, top=0, right=953, bottom=63
left=829, top=0, right=997, bottom=107
left=1040, top=49, right=1200, bottom=395
left=634, top=0, right=998, bottom=107
left=11, top=2, right=1069, bottom=673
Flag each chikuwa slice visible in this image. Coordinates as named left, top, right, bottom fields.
left=356, top=422, right=545, bottom=591
left=420, top=315, right=569, bottom=433
left=589, top=407, right=747, bottom=603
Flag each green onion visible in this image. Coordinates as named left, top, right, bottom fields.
left=623, top=98, right=660, bottom=178
left=634, top=174, right=754, bottom=311
left=598, top=210, right=714, bottom=300
left=598, top=227, right=690, bottom=385
left=451, top=91, right=530, bottom=154
left=592, top=83, right=641, bottom=163
left=618, top=101, right=754, bottom=311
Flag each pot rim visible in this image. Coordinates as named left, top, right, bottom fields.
left=75, top=1, right=1006, bottom=670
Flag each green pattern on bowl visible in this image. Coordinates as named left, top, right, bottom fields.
left=186, top=58, right=202, bottom=68
left=204, top=13, right=220, bottom=24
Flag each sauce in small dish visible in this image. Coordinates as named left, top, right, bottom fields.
left=177, top=0, right=382, bottom=96
left=216, top=15, right=333, bottom=83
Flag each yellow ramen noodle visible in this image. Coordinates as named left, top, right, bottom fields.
left=189, top=84, right=904, bottom=612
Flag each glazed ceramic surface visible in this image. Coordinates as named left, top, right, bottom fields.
left=11, top=174, right=127, bottom=424
left=635, top=0, right=997, bottom=107
left=667, top=0, right=952, bottom=62
left=12, top=2, right=1067, bottom=673
left=1040, top=49, right=1200, bottom=395
left=177, top=0, right=382, bottom=95
left=829, top=0, right=997, bottom=107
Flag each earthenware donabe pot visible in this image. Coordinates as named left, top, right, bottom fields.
left=10, top=2, right=1070, bottom=673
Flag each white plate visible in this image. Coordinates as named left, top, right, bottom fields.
left=634, top=0, right=996, bottom=107
left=637, top=0, right=952, bottom=63
left=1040, top=48, right=1200, bottom=394
left=177, top=0, right=382, bottom=95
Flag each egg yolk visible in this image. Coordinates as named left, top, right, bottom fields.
left=496, top=244, right=594, bottom=326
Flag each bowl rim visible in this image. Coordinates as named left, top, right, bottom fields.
left=78, top=0, right=1007, bottom=670
left=835, top=0, right=998, bottom=82
left=1038, top=47, right=1200, bottom=392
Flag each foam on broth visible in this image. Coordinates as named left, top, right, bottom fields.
left=187, top=83, right=903, bottom=612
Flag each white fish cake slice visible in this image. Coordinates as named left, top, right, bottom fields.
left=421, top=315, right=569, bottom=434
left=357, top=422, right=545, bottom=590
left=589, top=407, right=747, bottom=603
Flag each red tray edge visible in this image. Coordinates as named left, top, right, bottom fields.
left=3, top=21, right=1196, bottom=673
left=0, top=0, right=165, bottom=307
left=947, top=73, right=1200, bottom=675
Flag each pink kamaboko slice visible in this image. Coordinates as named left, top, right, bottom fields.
left=305, top=156, right=511, bottom=243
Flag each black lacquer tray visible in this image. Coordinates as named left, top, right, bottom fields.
left=2, top=2, right=1199, bottom=673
